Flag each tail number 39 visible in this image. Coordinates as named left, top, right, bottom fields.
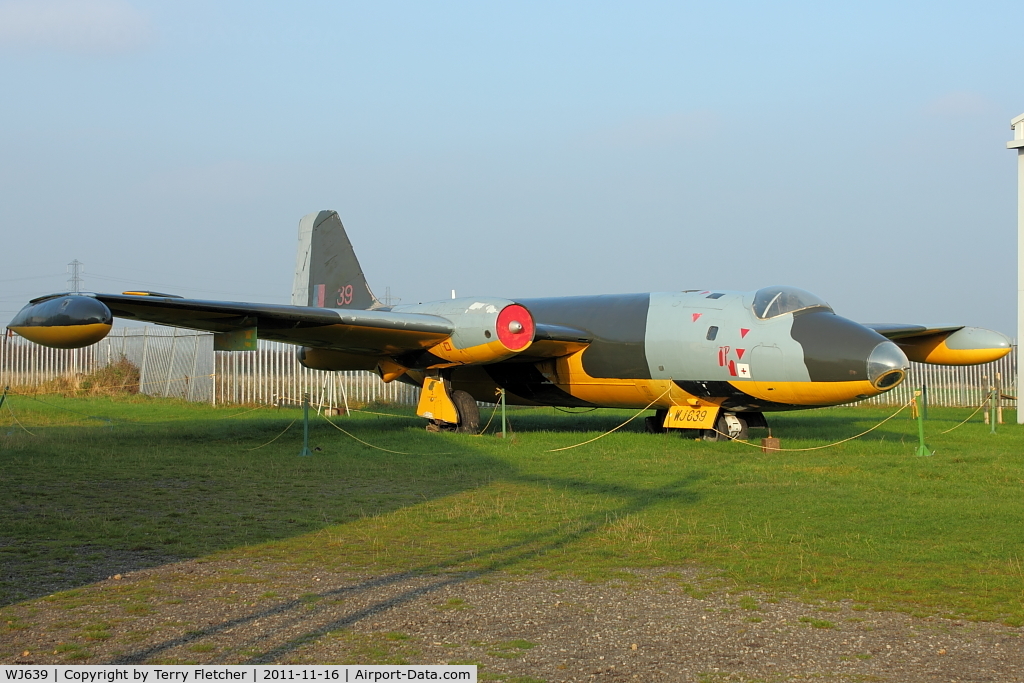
left=336, top=284, right=354, bottom=306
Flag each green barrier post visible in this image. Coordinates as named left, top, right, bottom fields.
left=915, top=391, right=932, bottom=456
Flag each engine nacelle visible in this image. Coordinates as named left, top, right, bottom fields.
left=395, top=297, right=535, bottom=365
left=296, top=346, right=379, bottom=371
left=7, top=295, right=112, bottom=349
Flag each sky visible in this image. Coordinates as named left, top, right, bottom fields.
left=1, top=1, right=1021, bottom=336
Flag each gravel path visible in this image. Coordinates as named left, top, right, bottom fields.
left=2, top=559, right=1021, bottom=681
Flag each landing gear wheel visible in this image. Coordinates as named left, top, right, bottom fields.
left=644, top=409, right=668, bottom=434
left=451, top=390, right=480, bottom=434
left=702, top=414, right=748, bottom=442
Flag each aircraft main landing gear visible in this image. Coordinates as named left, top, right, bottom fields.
left=644, top=409, right=668, bottom=434
left=451, top=390, right=480, bottom=434
left=423, top=389, right=480, bottom=434
left=702, top=413, right=748, bottom=442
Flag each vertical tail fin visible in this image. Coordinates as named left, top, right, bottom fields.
left=291, top=210, right=379, bottom=310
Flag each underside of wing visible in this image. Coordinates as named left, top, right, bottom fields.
left=9, top=292, right=453, bottom=356
left=864, top=323, right=1011, bottom=365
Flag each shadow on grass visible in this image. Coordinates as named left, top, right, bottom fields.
left=505, top=405, right=920, bottom=444
left=0, top=404, right=512, bottom=607
left=2, top=397, right=922, bottom=616
left=108, top=471, right=702, bottom=664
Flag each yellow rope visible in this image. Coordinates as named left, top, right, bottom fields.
left=243, top=419, right=297, bottom=451
left=712, top=399, right=913, bottom=452
left=219, top=405, right=265, bottom=419
left=319, top=411, right=451, bottom=455
left=474, top=400, right=500, bottom=436
left=938, top=397, right=992, bottom=435
left=349, top=408, right=421, bottom=420
left=3, top=401, right=37, bottom=436
left=4, top=373, right=217, bottom=398
left=545, top=387, right=671, bottom=452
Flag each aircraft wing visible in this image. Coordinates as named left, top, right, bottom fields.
left=8, top=291, right=594, bottom=370
left=864, top=323, right=1011, bottom=365
left=9, top=292, right=454, bottom=356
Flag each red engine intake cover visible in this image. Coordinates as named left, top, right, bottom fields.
left=496, top=304, right=534, bottom=351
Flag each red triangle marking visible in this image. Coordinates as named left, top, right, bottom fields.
left=740, top=328, right=750, bottom=338
left=736, top=348, right=745, bottom=359
left=692, top=313, right=702, bottom=322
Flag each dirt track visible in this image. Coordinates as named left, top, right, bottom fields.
left=2, top=560, right=1022, bottom=681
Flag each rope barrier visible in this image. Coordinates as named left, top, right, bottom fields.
left=1, top=373, right=218, bottom=398
left=219, top=405, right=265, bottom=419
left=348, top=408, right=421, bottom=420
left=710, top=399, right=914, bottom=452
left=544, top=388, right=671, bottom=452
left=475, top=401, right=500, bottom=436
left=243, top=419, right=297, bottom=451
left=318, top=411, right=451, bottom=455
left=3, top=401, right=37, bottom=436
left=938, top=395, right=993, bottom=435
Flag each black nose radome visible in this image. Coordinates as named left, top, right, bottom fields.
left=790, top=310, right=898, bottom=383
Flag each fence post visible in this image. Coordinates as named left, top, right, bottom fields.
left=164, top=327, right=178, bottom=397
left=140, top=327, right=149, bottom=394
left=187, top=333, right=199, bottom=402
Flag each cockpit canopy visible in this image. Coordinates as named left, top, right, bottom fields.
left=752, top=286, right=832, bottom=319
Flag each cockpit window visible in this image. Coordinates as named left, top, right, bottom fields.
left=752, top=286, right=831, bottom=319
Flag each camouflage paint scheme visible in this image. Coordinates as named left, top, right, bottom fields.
left=8, top=210, right=1012, bottom=432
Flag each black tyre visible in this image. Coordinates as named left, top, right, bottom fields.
left=451, top=390, right=480, bottom=434
left=703, top=414, right=748, bottom=441
left=645, top=409, right=668, bottom=434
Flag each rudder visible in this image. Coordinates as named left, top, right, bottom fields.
left=291, top=210, right=378, bottom=310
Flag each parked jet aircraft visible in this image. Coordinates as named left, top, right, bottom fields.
left=7, top=211, right=1012, bottom=439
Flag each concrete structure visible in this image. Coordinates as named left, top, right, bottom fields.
left=1010, top=113, right=1024, bottom=423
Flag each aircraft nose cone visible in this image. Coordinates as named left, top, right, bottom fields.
left=867, top=341, right=909, bottom=389
left=791, top=310, right=894, bottom=382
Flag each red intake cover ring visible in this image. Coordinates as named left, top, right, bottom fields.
left=496, top=304, right=534, bottom=351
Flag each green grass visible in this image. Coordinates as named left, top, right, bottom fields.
left=1, top=394, right=1023, bottom=626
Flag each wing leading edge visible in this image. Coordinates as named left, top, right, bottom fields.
left=10, top=292, right=453, bottom=356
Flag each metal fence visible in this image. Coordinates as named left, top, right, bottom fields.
left=0, top=326, right=1017, bottom=409
left=861, top=354, right=1016, bottom=408
left=1, top=327, right=419, bottom=410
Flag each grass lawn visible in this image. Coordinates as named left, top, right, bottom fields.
left=1, top=392, right=1022, bottom=625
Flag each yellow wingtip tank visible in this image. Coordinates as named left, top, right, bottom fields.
left=897, top=327, right=1012, bottom=366
left=7, top=295, right=113, bottom=349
